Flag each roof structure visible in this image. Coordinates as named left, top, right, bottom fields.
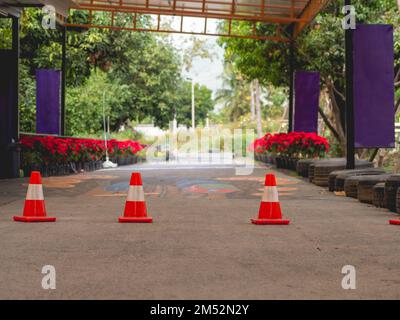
left=66, top=0, right=330, bottom=41
left=0, top=0, right=331, bottom=41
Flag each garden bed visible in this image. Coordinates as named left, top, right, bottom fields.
left=20, top=134, right=145, bottom=177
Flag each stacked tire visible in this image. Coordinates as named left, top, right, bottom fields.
left=357, top=175, right=391, bottom=204
left=313, top=159, right=373, bottom=187
left=373, top=183, right=386, bottom=208
left=344, top=176, right=360, bottom=198
left=384, top=175, right=400, bottom=212
left=329, top=168, right=386, bottom=192
left=296, top=159, right=314, bottom=178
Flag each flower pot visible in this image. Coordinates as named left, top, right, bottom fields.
left=289, top=157, right=299, bottom=171
left=275, top=156, right=283, bottom=168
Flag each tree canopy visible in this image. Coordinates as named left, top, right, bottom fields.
left=218, top=0, right=400, bottom=153
left=1, top=8, right=215, bottom=136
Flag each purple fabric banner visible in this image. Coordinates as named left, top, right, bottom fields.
left=353, top=24, right=395, bottom=148
left=36, top=69, right=61, bottom=135
left=293, top=71, right=320, bottom=133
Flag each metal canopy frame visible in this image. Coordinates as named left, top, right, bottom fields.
left=64, top=0, right=330, bottom=42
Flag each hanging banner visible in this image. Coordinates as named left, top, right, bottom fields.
left=293, top=71, right=320, bottom=133
left=36, top=69, right=61, bottom=135
left=353, top=24, right=395, bottom=148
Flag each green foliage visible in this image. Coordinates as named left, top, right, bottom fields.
left=219, top=1, right=400, bottom=87
left=215, top=61, right=251, bottom=121
left=218, top=0, right=400, bottom=155
left=65, top=71, right=130, bottom=136
left=0, top=18, right=12, bottom=49
left=1, top=8, right=216, bottom=136
left=175, top=82, right=215, bottom=128
left=19, top=65, right=36, bottom=133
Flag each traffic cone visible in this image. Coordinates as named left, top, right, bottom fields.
left=13, top=171, right=56, bottom=222
left=389, top=219, right=400, bottom=225
left=251, top=173, right=290, bottom=225
left=118, top=172, right=152, bottom=223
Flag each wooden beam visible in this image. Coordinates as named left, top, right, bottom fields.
left=293, top=0, right=331, bottom=37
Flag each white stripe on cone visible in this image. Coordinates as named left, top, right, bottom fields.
left=261, top=186, right=279, bottom=203
left=126, top=185, right=145, bottom=202
left=26, top=184, right=44, bottom=200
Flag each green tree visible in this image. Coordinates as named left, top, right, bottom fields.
left=218, top=0, right=400, bottom=154
left=0, top=8, right=194, bottom=134
left=175, top=81, right=214, bottom=128
left=215, top=62, right=251, bottom=122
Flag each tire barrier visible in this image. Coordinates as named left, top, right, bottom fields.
left=296, top=159, right=314, bottom=178
left=329, top=168, right=386, bottom=192
left=344, top=176, right=361, bottom=198
left=373, top=183, right=387, bottom=208
left=384, top=175, right=400, bottom=213
left=357, top=175, right=391, bottom=204
left=313, top=160, right=373, bottom=187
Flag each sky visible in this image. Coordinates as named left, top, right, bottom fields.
left=164, top=18, right=226, bottom=98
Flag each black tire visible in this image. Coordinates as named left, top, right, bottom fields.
left=314, top=160, right=373, bottom=187
left=373, top=183, right=386, bottom=208
left=309, top=164, right=315, bottom=182
left=344, top=176, right=360, bottom=198
left=296, top=159, right=314, bottom=177
left=357, top=175, right=391, bottom=204
left=395, top=187, right=400, bottom=214
left=329, top=168, right=386, bottom=192
left=384, top=175, right=400, bottom=212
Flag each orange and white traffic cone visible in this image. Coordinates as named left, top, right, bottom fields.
left=13, top=171, right=56, bottom=222
left=389, top=219, right=400, bottom=225
left=251, top=173, right=290, bottom=225
left=118, top=172, right=152, bottom=223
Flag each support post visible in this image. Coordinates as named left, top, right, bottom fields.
left=288, top=37, right=295, bottom=133
left=345, top=0, right=355, bottom=169
left=61, top=25, right=67, bottom=136
left=0, top=16, right=20, bottom=179
left=12, top=16, right=19, bottom=142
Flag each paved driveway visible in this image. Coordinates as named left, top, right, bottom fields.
left=0, top=162, right=399, bottom=299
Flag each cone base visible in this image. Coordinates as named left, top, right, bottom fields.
left=389, top=219, right=400, bottom=225
left=13, top=216, right=56, bottom=223
left=251, top=218, right=290, bottom=225
left=118, top=216, right=153, bottom=223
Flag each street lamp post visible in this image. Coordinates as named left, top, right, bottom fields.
left=186, top=77, right=195, bottom=130
left=191, top=78, right=195, bottom=131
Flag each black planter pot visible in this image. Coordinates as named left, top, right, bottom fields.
left=281, top=157, right=288, bottom=169
left=275, top=156, right=283, bottom=168
left=292, top=158, right=299, bottom=171
left=96, top=160, right=102, bottom=170
left=23, top=163, right=41, bottom=177
left=287, top=157, right=299, bottom=171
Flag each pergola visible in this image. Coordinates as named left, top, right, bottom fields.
left=1, top=0, right=355, bottom=180
left=65, top=0, right=329, bottom=41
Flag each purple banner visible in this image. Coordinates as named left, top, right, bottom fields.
left=36, top=69, right=61, bottom=135
left=293, top=71, right=320, bottom=133
left=353, top=24, right=395, bottom=148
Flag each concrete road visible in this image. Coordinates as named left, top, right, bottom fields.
left=0, top=161, right=399, bottom=299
